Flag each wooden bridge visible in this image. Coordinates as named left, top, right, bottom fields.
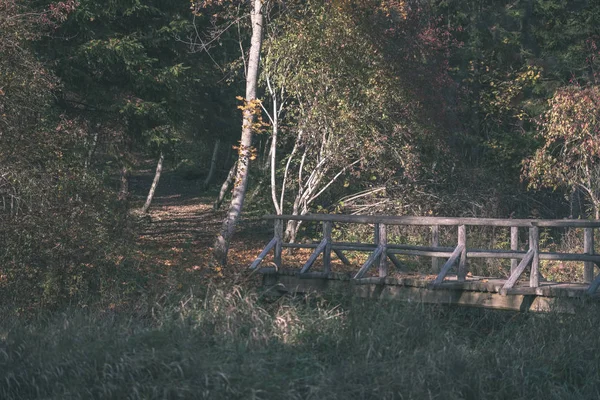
left=250, top=214, right=600, bottom=312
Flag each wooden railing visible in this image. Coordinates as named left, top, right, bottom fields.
left=250, top=214, right=600, bottom=295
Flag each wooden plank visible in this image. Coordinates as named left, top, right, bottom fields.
left=432, top=225, right=440, bottom=273
left=530, top=226, right=540, bottom=288
left=332, top=244, right=377, bottom=252
left=374, top=223, right=381, bottom=273
left=323, top=221, right=332, bottom=275
left=458, top=225, right=467, bottom=282
left=467, top=250, right=527, bottom=258
left=268, top=273, right=581, bottom=313
left=333, top=249, right=352, bottom=265
left=300, top=239, right=327, bottom=273
left=263, top=214, right=600, bottom=228
left=511, top=226, right=518, bottom=274
left=353, top=246, right=384, bottom=279
left=298, top=271, right=329, bottom=279
left=249, top=237, right=278, bottom=270
left=539, top=252, right=600, bottom=262
left=388, top=253, right=405, bottom=271
left=587, top=271, right=600, bottom=294
left=433, top=244, right=464, bottom=286
left=387, top=249, right=454, bottom=258
left=584, top=228, right=595, bottom=283
left=501, top=249, right=534, bottom=293
left=379, top=224, right=388, bottom=278
left=274, top=219, right=283, bottom=269
left=282, top=242, right=320, bottom=249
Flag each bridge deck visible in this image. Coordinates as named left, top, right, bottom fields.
left=260, top=268, right=599, bottom=312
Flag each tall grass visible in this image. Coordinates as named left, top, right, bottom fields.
left=2, top=287, right=600, bottom=399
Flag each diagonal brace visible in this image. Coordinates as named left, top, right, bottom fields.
left=433, top=244, right=464, bottom=286
left=500, top=249, right=534, bottom=294
left=354, top=245, right=384, bottom=279
left=249, top=237, right=278, bottom=270
left=300, top=238, right=327, bottom=273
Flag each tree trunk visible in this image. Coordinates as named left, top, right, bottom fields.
left=214, top=163, right=237, bottom=210
left=141, top=152, right=164, bottom=214
left=118, top=165, right=130, bottom=202
left=213, top=163, right=236, bottom=210
left=213, top=0, right=264, bottom=265
left=204, top=139, right=220, bottom=189
left=84, top=130, right=99, bottom=172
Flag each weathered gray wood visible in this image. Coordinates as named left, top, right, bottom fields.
left=584, top=228, right=595, bottom=283
left=266, top=272, right=583, bottom=313
left=333, top=249, right=352, bottom=265
left=433, top=244, right=464, bottom=286
left=300, top=239, right=327, bottom=274
left=323, top=221, right=332, bottom=275
left=250, top=237, right=278, bottom=269
left=282, top=242, right=320, bottom=249
left=379, top=224, right=388, bottom=278
left=353, top=246, right=384, bottom=279
left=263, top=214, right=600, bottom=228
left=387, top=249, right=454, bottom=258
left=530, top=226, right=540, bottom=288
left=274, top=219, right=283, bottom=269
left=388, top=253, right=405, bottom=271
left=501, top=249, right=534, bottom=293
left=538, top=252, right=600, bottom=262
left=587, top=271, right=600, bottom=294
left=458, top=225, right=467, bottom=282
left=298, top=271, right=329, bottom=279
left=374, top=223, right=381, bottom=272
left=511, top=226, right=518, bottom=274
left=432, top=225, right=440, bottom=273
left=468, top=250, right=527, bottom=258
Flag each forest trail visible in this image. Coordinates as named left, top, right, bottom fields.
left=129, top=166, right=272, bottom=282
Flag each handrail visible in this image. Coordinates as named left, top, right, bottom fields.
left=263, top=214, right=600, bottom=228
left=251, top=214, right=600, bottom=294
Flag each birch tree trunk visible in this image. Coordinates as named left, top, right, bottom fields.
left=214, top=163, right=237, bottom=210
left=204, top=139, right=220, bottom=189
left=141, top=151, right=164, bottom=214
left=118, top=165, right=129, bottom=202
left=212, top=0, right=264, bottom=265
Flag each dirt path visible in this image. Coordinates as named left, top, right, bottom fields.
left=129, top=168, right=273, bottom=282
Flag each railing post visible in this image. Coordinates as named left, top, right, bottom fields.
left=529, top=226, right=540, bottom=288
left=374, top=223, right=380, bottom=267
left=457, top=225, right=467, bottom=281
left=510, top=226, right=518, bottom=274
left=584, top=227, right=595, bottom=283
left=274, top=218, right=283, bottom=269
left=379, top=223, right=388, bottom=278
left=323, top=221, right=332, bottom=275
left=431, top=225, right=440, bottom=273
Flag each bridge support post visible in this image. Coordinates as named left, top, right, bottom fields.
left=529, top=226, right=540, bottom=288
left=323, top=221, right=332, bottom=275
left=584, top=228, right=595, bottom=283
left=274, top=218, right=283, bottom=269
left=378, top=224, right=388, bottom=278
left=511, top=226, right=518, bottom=275
left=431, top=225, right=440, bottom=273
left=457, top=225, right=468, bottom=282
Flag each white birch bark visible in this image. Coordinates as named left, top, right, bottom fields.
left=213, top=0, right=264, bottom=265
left=204, top=139, right=221, bottom=188
left=141, top=152, right=164, bottom=214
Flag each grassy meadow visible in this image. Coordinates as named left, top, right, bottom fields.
left=3, top=285, right=600, bottom=400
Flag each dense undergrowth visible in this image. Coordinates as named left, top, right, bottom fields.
left=2, top=286, right=600, bottom=400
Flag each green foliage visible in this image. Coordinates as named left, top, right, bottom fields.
left=0, top=1, right=135, bottom=311
left=524, top=86, right=600, bottom=217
